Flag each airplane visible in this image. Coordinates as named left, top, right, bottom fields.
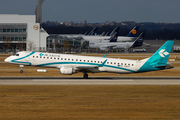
left=89, top=32, right=145, bottom=51
left=4, top=41, right=174, bottom=79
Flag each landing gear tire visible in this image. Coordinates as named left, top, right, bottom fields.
left=83, top=73, right=88, bottom=79
left=20, top=70, right=23, bottom=73
left=19, top=65, right=24, bottom=73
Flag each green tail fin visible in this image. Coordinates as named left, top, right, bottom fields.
left=138, top=41, right=174, bottom=72
left=149, top=40, right=174, bottom=66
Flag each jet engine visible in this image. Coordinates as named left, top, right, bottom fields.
left=60, top=67, right=76, bottom=75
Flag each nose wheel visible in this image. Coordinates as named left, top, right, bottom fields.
left=83, top=73, right=88, bottom=79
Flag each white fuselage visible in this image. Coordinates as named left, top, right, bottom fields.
left=4, top=41, right=174, bottom=77
left=5, top=51, right=145, bottom=74
left=89, top=42, right=134, bottom=50
left=60, top=34, right=136, bottom=42
left=82, top=35, right=136, bottom=42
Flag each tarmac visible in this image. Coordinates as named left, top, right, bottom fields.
left=0, top=76, right=180, bottom=85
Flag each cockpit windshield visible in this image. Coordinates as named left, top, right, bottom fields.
left=13, top=54, right=19, bottom=56
left=13, top=52, right=20, bottom=56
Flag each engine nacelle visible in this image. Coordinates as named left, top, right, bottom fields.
left=60, top=67, right=75, bottom=75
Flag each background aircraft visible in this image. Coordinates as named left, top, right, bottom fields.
left=81, top=26, right=140, bottom=42
left=89, top=32, right=145, bottom=51
left=59, top=26, right=140, bottom=43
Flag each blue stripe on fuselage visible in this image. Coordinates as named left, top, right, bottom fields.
left=11, top=52, right=35, bottom=65
left=10, top=51, right=136, bottom=73
left=36, top=61, right=136, bottom=73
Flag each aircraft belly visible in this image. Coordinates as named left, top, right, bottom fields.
left=117, top=37, right=136, bottom=42
left=100, top=67, right=133, bottom=73
left=89, top=45, right=98, bottom=49
left=114, top=44, right=125, bottom=49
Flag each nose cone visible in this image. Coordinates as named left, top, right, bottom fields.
left=4, top=57, right=11, bottom=63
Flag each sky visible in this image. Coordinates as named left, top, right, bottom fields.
left=0, top=0, right=180, bottom=23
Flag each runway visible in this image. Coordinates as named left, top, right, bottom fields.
left=0, top=77, right=180, bottom=85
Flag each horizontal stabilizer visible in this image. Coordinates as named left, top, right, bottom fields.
left=154, top=64, right=174, bottom=69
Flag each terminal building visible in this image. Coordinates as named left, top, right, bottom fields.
left=0, top=0, right=48, bottom=52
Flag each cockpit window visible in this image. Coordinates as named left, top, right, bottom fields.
left=16, top=54, right=19, bottom=56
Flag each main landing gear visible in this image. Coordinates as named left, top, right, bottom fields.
left=83, top=73, right=88, bottom=79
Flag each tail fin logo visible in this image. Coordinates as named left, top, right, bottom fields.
left=39, top=53, right=44, bottom=57
left=132, top=29, right=137, bottom=34
left=159, top=49, right=169, bottom=57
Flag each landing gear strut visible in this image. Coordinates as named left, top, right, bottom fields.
left=19, top=65, right=24, bottom=73
left=83, top=73, right=88, bottom=79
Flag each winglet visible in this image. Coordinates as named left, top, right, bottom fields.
left=98, top=59, right=108, bottom=67
left=103, top=54, right=106, bottom=58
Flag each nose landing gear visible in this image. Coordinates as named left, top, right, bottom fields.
left=19, top=65, right=24, bottom=73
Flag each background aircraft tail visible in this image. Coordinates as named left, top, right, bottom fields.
left=138, top=41, right=174, bottom=72
left=126, top=26, right=140, bottom=37
left=108, top=27, right=120, bottom=42
left=109, top=27, right=120, bottom=36
left=131, top=32, right=145, bottom=48
left=105, top=32, right=109, bottom=36
left=88, top=27, right=97, bottom=35
left=108, top=32, right=118, bottom=42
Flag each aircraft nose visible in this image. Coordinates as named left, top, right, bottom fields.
left=4, top=57, right=10, bottom=63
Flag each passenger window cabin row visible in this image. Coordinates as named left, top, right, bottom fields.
left=32, top=56, right=134, bottom=67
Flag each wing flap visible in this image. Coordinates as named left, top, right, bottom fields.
left=76, top=66, right=99, bottom=73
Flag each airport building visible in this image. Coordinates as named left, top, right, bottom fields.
left=0, top=14, right=48, bottom=52
left=0, top=0, right=48, bottom=52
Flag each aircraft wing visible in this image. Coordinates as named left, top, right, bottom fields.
left=98, top=44, right=117, bottom=50
left=76, top=59, right=108, bottom=73
left=101, top=44, right=116, bottom=48
left=76, top=66, right=100, bottom=73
